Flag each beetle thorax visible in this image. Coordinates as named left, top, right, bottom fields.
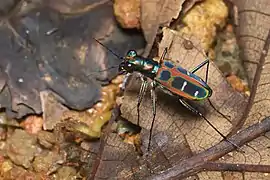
left=126, top=57, right=159, bottom=79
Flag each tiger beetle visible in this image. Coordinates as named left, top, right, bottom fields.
left=93, top=38, right=239, bottom=151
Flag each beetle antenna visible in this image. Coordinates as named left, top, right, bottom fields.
left=85, top=65, right=119, bottom=77
left=98, top=66, right=119, bottom=72
left=200, top=113, right=242, bottom=150
left=179, top=98, right=242, bottom=151
left=93, top=38, right=124, bottom=60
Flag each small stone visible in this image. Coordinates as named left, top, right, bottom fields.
left=55, top=166, right=77, bottom=180
left=33, top=151, right=63, bottom=173
left=37, top=131, right=56, bottom=149
left=5, top=129, right=37, bottom=169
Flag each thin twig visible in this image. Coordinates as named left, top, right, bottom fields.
left=146, top=116, right=270, bottom=180
left=229, top=29, right=270, bottom=136
left=202, top=162, right=270, bottom=173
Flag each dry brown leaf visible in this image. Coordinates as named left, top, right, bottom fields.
left=87, top=28, right=250, bottom=179
left=87, top=0, right=270, bottom=178
left=40, top=91, right=68, bottom=130
left=140, top=0, right=184, bottom=56
left=205, top=0, right=270, bottom=179
left=157, top=27, right=248, bottom=150
left=113, top=0, right=141, bottom=29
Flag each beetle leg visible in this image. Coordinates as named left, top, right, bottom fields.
left=190, top=58, right=209, bottom=84
left=179, top=98, right=240, bottom=149
left=148, top=81, right=157, bottom=151
left=137, top=75, right=148, bottom=125
left=190, top=59, right=231, bottom=121
left=205, top=59, right=209, bottom=84
left=159, top=47, right=168, bottom=65
left=179, top=98, right=199, bottom=114
left=190, top=58, right=209, bottom=74
left=120, top=73, right=132, bottom=91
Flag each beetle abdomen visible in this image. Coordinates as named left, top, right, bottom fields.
left=155, top=61, right=212, bottom=100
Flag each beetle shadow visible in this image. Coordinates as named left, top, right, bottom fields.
left=154, top=88, right=209, bottom=119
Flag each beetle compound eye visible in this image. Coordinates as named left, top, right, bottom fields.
left=127, top=50, right=137, bottom=58
left=126, top=63, right=133, bottom=70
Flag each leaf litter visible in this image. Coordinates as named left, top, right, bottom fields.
left=1, top=0, right=270, bottom=180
